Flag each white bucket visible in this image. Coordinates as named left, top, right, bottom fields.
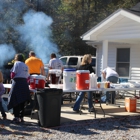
left=63, top=69, right=76, bottom=90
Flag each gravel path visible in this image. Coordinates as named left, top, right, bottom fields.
left=0, top=115, right=140, bottom=140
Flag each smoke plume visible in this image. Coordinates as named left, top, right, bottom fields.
left=0, top=44, right=16, bottom=67
left=0, top=0, right=27, bottom=42
left=16, top=10, right=58, bottom=64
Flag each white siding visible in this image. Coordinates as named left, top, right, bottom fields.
left=96, top=43, right=138, bottom=79
left=98, top=17, right=140, bottom=40
left=107, top=45, right=116, bottom=69
left=130, top=44, right=140, bottom=81
left=97, top=43, right=117, bottom=77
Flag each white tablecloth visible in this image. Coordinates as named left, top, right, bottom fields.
left=3, top=84, right=36, bottom=93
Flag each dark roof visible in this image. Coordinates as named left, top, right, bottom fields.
left=127, top=2, right=140, bottom=17
left=130, top=2, right=140, bottom=12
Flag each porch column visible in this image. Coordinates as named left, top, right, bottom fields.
left=102, top=40, right=108, bottom=70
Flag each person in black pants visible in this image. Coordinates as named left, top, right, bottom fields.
left=8, top=53, right=30, bottom=123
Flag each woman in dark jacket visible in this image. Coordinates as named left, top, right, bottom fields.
left=73, top=54, right=95, bottom=112
left=8, top=53, right=30, bottom=123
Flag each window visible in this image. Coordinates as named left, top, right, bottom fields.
left=68, top=58, right=78, bottom=65
left=60, top=57, right=67, bottom=65
left=116, top=48, right=130, bottom=77
left=91, top=58, right=96, bottom=67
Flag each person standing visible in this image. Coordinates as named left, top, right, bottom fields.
left=48, top=53, right=63, bottom=71
left=8, top=53, right=30, bottom=123
left=102, top=67, right=119, bottom=104
left=73, top=54, right=95, bottom=112
left=0, top=71, right=6, bottom=120
left=25, top=51, right=45, bottom=76
left=48, top=53, right=63, bottom=84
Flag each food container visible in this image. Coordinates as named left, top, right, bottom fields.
left=63, top=69, right=76, bottom=90
left=97, top=82, right=106, bottom=88
left=76, top=70, right=90, bottom=90
left=97, top=82, right=100, bottom=88
left=30, top=75, right=46, bottom=89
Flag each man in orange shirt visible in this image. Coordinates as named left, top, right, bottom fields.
left=25, top=51, right=45, bottom=76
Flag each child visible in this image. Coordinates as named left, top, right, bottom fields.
left=0, top=71, right=6, bottom=120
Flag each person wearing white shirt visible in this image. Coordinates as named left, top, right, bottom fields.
left=48, top=53, right=63, bottom=84
left=49, top=53, right=63, bottom=71
left=102, top=67, right=119, bottom=104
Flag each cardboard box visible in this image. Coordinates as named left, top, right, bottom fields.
left=125, top=97, right=137, bottom=112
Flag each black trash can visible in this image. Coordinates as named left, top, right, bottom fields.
left=36, top=88, right=62, bottom=127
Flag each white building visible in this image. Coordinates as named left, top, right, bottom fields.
left=81, top=3, right=140, bottom=82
